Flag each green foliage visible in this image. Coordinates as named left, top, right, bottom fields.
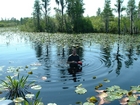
left=20, top=18, right=35, bottom=32
left=1, top=73, right=35, bottom=100
left=0, top=19, right=19, bottom=27
left=2, top=0, right=140, bottom=34
left=90, top=16, right=104, bottom=33
left=102, top=0, right=114, bottom=33
left=127, top=0, right=137, bottom=35
left=66, top=0, right=85, bottom=33
left=33, top=0, right=42, bottom=32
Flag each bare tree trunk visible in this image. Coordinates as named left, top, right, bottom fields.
left=130, top=10, right=133, bottom=35
left=118, top=0, right=121, bottom=35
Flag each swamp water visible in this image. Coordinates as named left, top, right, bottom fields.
left=0, top=28, right=140, bottom=105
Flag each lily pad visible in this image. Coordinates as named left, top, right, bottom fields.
left=128, top=101, right=137, bottom=105
left=131, top=86, right=140, bottom=92
left=87, top=96, right=98, bottom=103
left=13, top=97, right=24, bottom=103
left=128, top=95, right=137, bottom=102
left=37, top=102, right=44, bottom=105
left=0, top=97, right=5, bottom=101
left=103, top=78, right=110, bottom=83
left=47, top=103, right=57, bottom=105
left=25, top=94, right=35, bottom=99
left=83, top=102, right=95, bottom=105
left=31, top=85, right=42, bottom=90
left=0, top=66, right=4, bottom=71
left=75, top=84, right=87, bottom=94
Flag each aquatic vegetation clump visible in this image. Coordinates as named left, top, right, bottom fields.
left=1, top=74, right=35, bottom=100
left=95, top=85, right=140, bottom=105
left=75, top=84, right=87, bottom=94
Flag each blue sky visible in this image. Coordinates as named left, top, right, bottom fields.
left=0, top=0, right=139, bottom=20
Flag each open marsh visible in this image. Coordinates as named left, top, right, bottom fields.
left=1, top=28, right=140, bottom=105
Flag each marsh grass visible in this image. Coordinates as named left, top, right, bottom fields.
left=1, top=73, right=43, bottom=105
left=1, top=74, right=34, bottom=100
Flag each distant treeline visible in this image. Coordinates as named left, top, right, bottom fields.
left=0, top=0, right=140, bottom=35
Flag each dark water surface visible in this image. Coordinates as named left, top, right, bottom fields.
left=1, top=29, right=140, bottom=105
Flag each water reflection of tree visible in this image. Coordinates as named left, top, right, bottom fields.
left=101, top=42, right=123, bottom=76
left=124, top=46, right=134, bottom=68
left=100, top=46, right=112, bottom=68
left=34, top=43, right=42, bottom=59
left=114, top=43, right=122, bottom=75
left=33, top=42, right=52, bottom=81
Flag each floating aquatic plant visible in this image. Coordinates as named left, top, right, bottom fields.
left=25, top=94, right=35, bottom=99
left=94, top=85, right=140, bottom=105
left=41, top=76, right=47, bottom=80
left=28, top=71, right=33, bottom=74
left=31, top=85, right=42, bottom=90
left=30, top=62, right=42, bottom=66
left=83, top=102, right=95, bottom=105
left=103, top=78, right=110, bottom=83
left=0, top=97, right=5, bottom=101
left=93, top=76, right=96, bottom=79
left=0, top=66, right=4, bottom=71
left=87, top=96, right=98, bottom=103
left=47, top=103, right=57, bottom=105
left=131, top=85, right=140, bottom=92
left=13, top=97, right=24, bottom=103
left=75, top=84, right=87, bottom=94
left=1, top=74, right=35, bottom=100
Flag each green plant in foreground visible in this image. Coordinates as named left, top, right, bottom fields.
left=1, top=73, right=35, bottom=100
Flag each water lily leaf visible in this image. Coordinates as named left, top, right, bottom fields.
left=95, top=86, right=100, bottom=90
left=112, top=85, right=120, bottom=90
left=83, top=102, right=95, bottom=105
left=0, top=66, right=4, bottom=71
left=7, top=67, right=16, bottom=73
left=28, top=71, right=33, bottom=74
left=0, top=87, right=5, bottom=92
left=106, top=87, right=114, bottom=92
left=128, top=96, right=137, bottom=102
left=99, top=83, right=103, bottom=87
left=36, top=102, right=44, bottom=105
left=87, top=96, right=98, bottom=103
left=30, top=67, right=38, bottom=70
left=13, top=97, right=24, bottom=103
left=103, top=79, right=110, bottom=83
left=75, top=87, right=87, bottom=94
left=75, top=84, right=87, bottom=94
left=106, top=85, right=121, bottom=92
left=106, top=92, right=122, bottom=101
left=128, top=101, right=137, bottom=105
left=97, top=92, right=108, bottom=99
left=116, top=89, right=128, bottom=95
left=15, top=103, right=22, bottom=105
left=105, top=96, right=116, bottom=102
left=30, top=62, right=41, bottom=66
left=76, top=101, right=82, bottom=104
left=25, top=65, right=29, bottom=68
left=31, top=85, right=42, bottom=90
left=0, top=97, right=5, bottom=101
left=41, top=76, right=47, bottom=80
left=25, top=94, right=35, bottom=99
left=131, top=86, right=140, bottom=92
left=47, top=103, right=57, bottom=105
